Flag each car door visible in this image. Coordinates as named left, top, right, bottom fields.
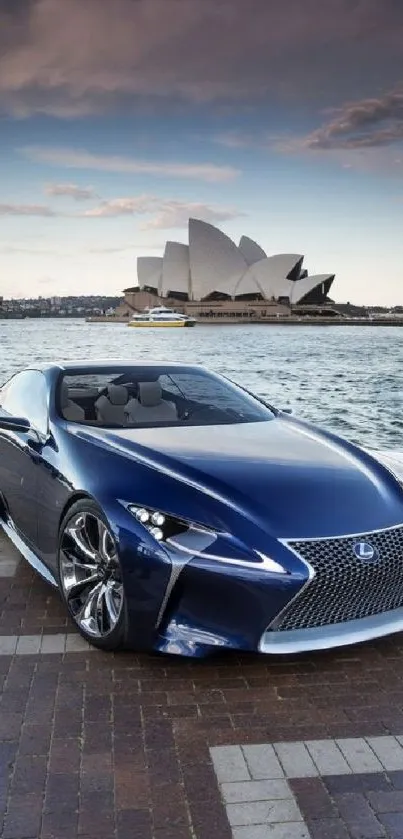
left=0, top=370, right=49, bottom=548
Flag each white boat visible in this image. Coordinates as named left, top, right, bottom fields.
left=128, top=306, right=196, bottom=328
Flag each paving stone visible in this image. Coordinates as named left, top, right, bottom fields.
left=336, top=738, right=384, bottom=773
left=366, top=737, right=403, bottom=771
left=15, top=635, right=41, bottom=654
left=378, top=812, right=403, bottom=838
left=334, top=791, right=388, bottom=837
left=305, top=739, right=352, bottom=775
left=324, top=773, right=392, bottom=794
left=347, top=822, right=386, bottom=839
left=306, top=817, right=351, bottom=839
left=40, top=634, right=66, bottom=654
left=367, top=789, right=403, bottom=813
left=210, top=745, right=250, bottom=783
left=291, top=777, right=338, bottom=820
left=0, top=635, right=17, bottom=654
left=65, top=633, right=93, bottom=652
left=226, top=798, right=303, bottom=826
left=273, top=741, right=318, bottom=778
left=2, top=794, right=43, bottom=838
left=388, top=771, right=403, bottom=790
left=241, top=744, right=285, bottom=780
left=232, top=824, right=310, bottom=839
left=0, top=558, right=19, bottom=577
left=221, top=779, right=293, bottom=804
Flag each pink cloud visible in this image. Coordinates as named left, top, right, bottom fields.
left=302, top=88, right=403, bottom=150
left=83, top=196, right=155, bottom=217
left=140, top=201, right=244, bottom=230
left=82, top=195, right=244, bottom=228
left=45, top=183, right=98, bottom=200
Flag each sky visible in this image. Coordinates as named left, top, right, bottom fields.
left=1, top=0, right=403, bottom=304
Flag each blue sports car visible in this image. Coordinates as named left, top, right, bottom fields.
left=1, top=360, right=403, bottom=657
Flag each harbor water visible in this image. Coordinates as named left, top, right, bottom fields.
left=0, top=318, right=402, bottom=451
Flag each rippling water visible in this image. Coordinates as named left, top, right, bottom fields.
left=1, top=318, right=403, bottom=450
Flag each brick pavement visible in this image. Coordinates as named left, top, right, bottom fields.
left=2, top=532, right=403, bottom=838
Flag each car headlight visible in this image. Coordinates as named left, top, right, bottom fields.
left=127, top=504, right=288, bottom=574
left=128, top=505, right=188, bottom=543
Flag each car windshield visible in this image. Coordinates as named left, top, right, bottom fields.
left=58, top=366, right=275, bottom=428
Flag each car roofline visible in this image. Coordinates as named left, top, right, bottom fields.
left=27, top=360, right=205, bottom=373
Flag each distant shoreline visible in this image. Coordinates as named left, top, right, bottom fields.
left=85, top=315, right=403, bottom=327
left=0, top=313, right=90, bottom=320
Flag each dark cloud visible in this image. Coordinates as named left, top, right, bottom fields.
left=1, top=0, right=403, bottom=117
left=216, top=87, right=403, bottom=156
left=303, top=88, right=403, bottom=150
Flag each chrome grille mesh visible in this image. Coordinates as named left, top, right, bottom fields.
left=274, top=526, right=403, bottom=632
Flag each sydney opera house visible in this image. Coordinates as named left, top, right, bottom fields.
left=123, top=218, right=336, bottom=320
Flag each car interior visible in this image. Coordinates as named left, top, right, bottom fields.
left=58, top=369, right=272, bottom=428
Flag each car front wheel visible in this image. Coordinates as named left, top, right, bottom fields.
left=58, top=500, right=127, bottom=650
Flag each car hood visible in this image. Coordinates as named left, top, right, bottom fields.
left=76, top=417, right=403, bottom=539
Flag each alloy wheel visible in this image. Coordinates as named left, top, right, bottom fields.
left=60, top=511, right=123, bottom=638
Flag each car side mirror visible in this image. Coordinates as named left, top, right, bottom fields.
left=0, top=416, right=31, bottom=433
left=281, top=408, right=293, bottom=415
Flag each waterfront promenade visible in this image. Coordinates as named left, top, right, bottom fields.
left=2, top=531, right=403, bottom=838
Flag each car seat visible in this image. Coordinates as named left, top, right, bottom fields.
left=95, top=385, right=129, bottom=425
left=125, top=381, right=177, bottom=423
left=61, top=382, right=86, bottom=422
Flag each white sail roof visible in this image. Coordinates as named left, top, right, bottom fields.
left=211, top=254, right=303, bottom=299
left=188, top=218, right=247, bottom=300
left=137, top=257, right=163, bottom=294
left=238, top=236, right=267, bottom=265
left=290, top=274, right=335, bottom=304
left=259, top=253, right=303, bottom=281
left=161, top=242, right=190, bottom=297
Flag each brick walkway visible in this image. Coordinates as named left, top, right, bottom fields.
left=2, top=533, right=403, bottom=838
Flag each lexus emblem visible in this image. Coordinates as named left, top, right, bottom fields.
left=353, top=541, right=378, bottom=562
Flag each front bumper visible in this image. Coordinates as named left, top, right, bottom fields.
left=152, top=521, right=403, bottom=658
left=259, top=606, right=403, bottom=654
left=153, top=552, right=305, bottom=657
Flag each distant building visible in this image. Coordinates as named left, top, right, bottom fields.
left=0, top=295, right=123, bottom=319
left=133, top=218, right=335, bottom=305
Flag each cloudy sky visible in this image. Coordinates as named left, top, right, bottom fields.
left=1, top=0, right=403, bottom=303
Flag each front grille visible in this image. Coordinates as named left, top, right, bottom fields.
left=273, top=525, right=403, bottom=632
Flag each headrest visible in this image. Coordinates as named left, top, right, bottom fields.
left=138, top=381, right=162, bottom=407
left=107, top=384, right=128, bottom=406
left=60, top=381, right=69, bottom=409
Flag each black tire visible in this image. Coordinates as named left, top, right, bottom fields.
left=57, top=499, right=128, bottom=651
